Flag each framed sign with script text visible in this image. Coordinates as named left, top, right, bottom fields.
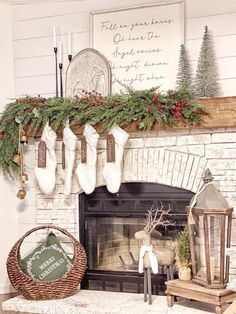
left=91, top=1, right=185, bottom=93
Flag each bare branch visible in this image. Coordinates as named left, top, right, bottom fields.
left=144, top=202, right=175, bottom=234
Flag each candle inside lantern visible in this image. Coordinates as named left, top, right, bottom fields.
left=68, top=33, right=72, bottom=55
left=53, top=25, right=57, bottom=48
left=210, top=255, right=215, bottom=281
left=59, top=41, right=63, bottom=64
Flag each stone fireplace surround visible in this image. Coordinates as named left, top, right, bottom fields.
left=21, top=97, right=236, bottom=281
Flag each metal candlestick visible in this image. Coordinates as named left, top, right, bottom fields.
left=68, top=54, right=72, bottom=63
left=54, top=47, right=58, bottom=97
left=59, top=63, right=63, bottom=98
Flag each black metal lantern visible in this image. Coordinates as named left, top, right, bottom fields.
left=187, top=169, right=233, bottom=289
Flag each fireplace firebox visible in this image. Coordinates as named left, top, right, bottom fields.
left=79, top=182, right=194, bottom=294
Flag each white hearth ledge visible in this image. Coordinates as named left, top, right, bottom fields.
left=2, top=289, right=216, bottom=314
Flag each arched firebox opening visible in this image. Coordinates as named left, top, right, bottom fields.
left=79, top=182, right=194, bottom=295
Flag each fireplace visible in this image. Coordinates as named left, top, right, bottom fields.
left=27, top=101, right=236, bottom=295
left=79, top=182, right=194, bottom=294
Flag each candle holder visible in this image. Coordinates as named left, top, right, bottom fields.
left=54, top=47, right=58, bottom=97
left=59, top=62, right=63, bottom=98
left=68, top=54, right=72, bottom=63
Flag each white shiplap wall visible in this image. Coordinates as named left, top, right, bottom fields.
left=0, top=3, right=15, bottom=108
left=12, top=0, right=236, bottom=97
left=0, top=3, right=18, bottom=294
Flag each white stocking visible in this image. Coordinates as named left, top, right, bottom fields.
left=102, top=125, right=129, bottom=194
left=63, top=123, right=77, bottom=195
left=35, top=122, right=57, bottom=195
left=76, top=124, right=99, bottom=194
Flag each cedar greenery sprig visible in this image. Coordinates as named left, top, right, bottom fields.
left=177, top=225, right=191, bottom=266
left=0, top=88, right=206, bottom=178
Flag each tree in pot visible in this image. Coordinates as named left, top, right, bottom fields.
left=177, top=225, right=191, bottom=280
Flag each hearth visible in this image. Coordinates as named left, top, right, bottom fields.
left=79, top=182, right=194, bottom=294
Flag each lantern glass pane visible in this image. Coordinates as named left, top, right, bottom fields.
left=225, top=215, right=230, bottom=281
left=190, top=214, right=206, bottom=278
left=207, top=215, right=221, bottom=281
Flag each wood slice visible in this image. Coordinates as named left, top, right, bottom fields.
left=81, top=136, right=87, bottom=163
left=107, top=134, right=115, bottom=162
left=38, top=141, right=46, bottom=168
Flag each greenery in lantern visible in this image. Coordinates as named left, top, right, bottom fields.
left=0, top=88, right=206, bottom=179
left=177, top=226, right=192, bottom=280
left=177, top=225, right=191, bottom=265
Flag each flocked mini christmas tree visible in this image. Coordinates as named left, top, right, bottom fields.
left=176, top=44, right=194, bottom=94
left=194, top=26, right=220, bottom=97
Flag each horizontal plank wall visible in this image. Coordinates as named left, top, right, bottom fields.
left=0, top=3, right=19, bottom=296
left=12, top=0, right=236, bottom=98
left=0, top=3, right=15, bottom=109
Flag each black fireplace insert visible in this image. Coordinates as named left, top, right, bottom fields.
left=79, top=182, right=193, bottom=294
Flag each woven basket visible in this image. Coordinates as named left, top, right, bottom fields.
left=7, top=225, right=87, bottom=300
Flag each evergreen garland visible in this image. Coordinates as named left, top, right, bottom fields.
left=195, top=26, right=220, bottom=97
left=176, top=44, right=194, bottom=94
left=0, top=88, right=206, bottom=179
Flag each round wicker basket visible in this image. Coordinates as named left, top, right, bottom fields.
left=7, top=225, right=87, bottom=300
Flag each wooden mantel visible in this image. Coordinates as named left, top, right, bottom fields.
left=25, top=96, right=236, bottom=137
left=198, top=96, right=236, bottom=129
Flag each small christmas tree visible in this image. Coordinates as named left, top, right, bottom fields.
left=194, top=26, right=220, bottom=97
left=177, top=226, right=192, bottom=280
left=177, top=225, right=191, bottom=266
left=176, top=44, right=193, bottom=94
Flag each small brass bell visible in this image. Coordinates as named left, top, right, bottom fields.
left=20, top=134, right=28, bottom=144
left=13, top=154, right=21, bottom=165
left=17, top=189, right=26, bottom=199
left=20, top=173, right=28, bottom=182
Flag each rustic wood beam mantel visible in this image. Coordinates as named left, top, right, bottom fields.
left=197, top=96, right=236, bottom=129
left=25, top=96, right=236, bottom=137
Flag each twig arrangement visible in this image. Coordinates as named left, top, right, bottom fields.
left=144, top=203, right=176, bottom=234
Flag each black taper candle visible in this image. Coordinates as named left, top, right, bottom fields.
left=59, top=63, right=63, bottom=98
left=54, top=47, right=58, bottom=97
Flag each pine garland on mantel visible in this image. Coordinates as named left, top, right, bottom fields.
left=0, top=88, right=205, bottom=178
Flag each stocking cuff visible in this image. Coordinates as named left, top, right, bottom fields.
left=83, top=123, right=99, bottom=147
left=110, top=125, right=129, bottom=146
left=42, top=122, right=57, bottom=150
left=63, top=125, right=77, bottom=151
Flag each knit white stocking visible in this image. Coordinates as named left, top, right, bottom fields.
left=35, top=122, right=57, bottom=195
left=62, top=123, right=77, bottom=195
left=76, top=124, right=99, bottom=194
left=102, top=125, right=129, bottom=194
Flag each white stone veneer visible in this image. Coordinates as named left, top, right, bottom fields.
left=21, top=127, right=236, bottom=276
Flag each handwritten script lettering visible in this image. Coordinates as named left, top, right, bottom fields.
left=93, top=3, right=183, bottom=91
left=113, top=31, right=160, bottom=45
left=101, top=18, right=173, bottom=32
left=112, top=60, right=141, bottom=72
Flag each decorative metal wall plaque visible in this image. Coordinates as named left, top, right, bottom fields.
left=65, top=48, right=112, bottom=97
